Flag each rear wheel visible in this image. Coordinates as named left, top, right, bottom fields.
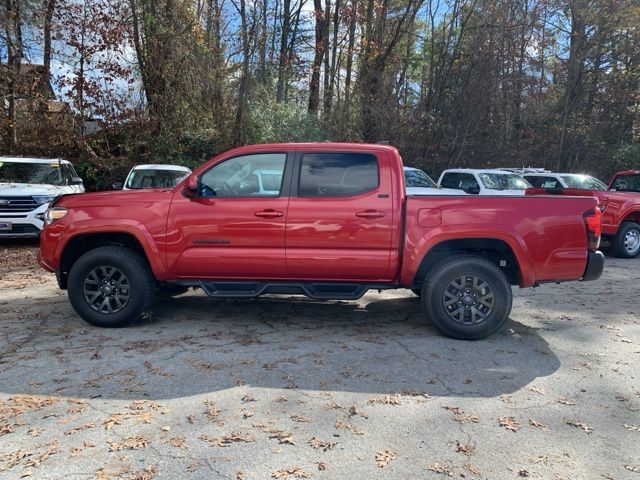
left=612, top=222, right=640, bottom=258
left=68, top=246, right=155, bottom=328
left=421, top=255, right=512, bottom=340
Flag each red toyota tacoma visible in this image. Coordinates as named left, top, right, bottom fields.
left=527, top=170, right=640, bottom=258
left=38, top=143, right=604, bottom=339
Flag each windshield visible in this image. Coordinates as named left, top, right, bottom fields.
left=0, top=161, right=63, bottom=185
left=610, top=174, right=640, bottom=193
left=125, top=169, right=189, bottom=189
left=478, top=173, right=531, bottom=190
left=404, top=168, right=437, bottom=188
left=560, top=174, right=607, bottom=191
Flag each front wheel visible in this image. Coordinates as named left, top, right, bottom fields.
left=612, top=222, right=640, bottom=258
left=421, top=255, right=512, bottom=340
left=68, top=246, right=155, bottom=328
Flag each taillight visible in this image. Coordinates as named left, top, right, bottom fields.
left=583, top=208, right=602, bottom=250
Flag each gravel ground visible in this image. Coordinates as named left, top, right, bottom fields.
left=0, top=240, right=639, bottom=480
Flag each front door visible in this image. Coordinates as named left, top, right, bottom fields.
left=285, top=149, right=395, bottom=281
left=166, top=152, right=292, bottom=279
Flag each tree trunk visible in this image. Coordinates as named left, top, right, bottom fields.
left=308, top=0, right=325, bottom=114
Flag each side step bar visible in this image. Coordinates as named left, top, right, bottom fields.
left=173, top=281, right=393, bottom=300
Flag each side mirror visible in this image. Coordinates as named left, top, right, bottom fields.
left=70, top=177, right=83, bottom=186
left=183, top=175, right=199, bottom=198
left=112, top=182, right=123, bottom=190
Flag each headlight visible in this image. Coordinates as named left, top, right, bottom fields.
left=44, top=207, right=68, bottom=225
left=33, top=195, right=57, bottom=205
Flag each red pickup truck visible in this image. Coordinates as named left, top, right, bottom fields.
left=527, top=170, right=640, bottom=258
left=38, top=143, right=604, bottom=339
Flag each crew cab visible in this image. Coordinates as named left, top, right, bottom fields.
left=438, top=169, right=532, bottom=195
left=0, top=157, right=84, bottom=238
left=38, top=143, right=604, bottom=340
left=527, top=170, right=640, bottom=258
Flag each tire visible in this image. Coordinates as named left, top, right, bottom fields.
left=68, top=246, right=155, bottom=328
left=421, top=255, right=512, bottom=340
left=410, top=288, right=422, bottom=297
left=612, top=222, right=640, bottom=258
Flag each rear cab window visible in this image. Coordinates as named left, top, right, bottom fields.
left=440, top=172, right=479, bottom=191
left=298, top=152, right=379, bottom=197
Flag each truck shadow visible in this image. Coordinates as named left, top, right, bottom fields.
left=0, top=290, right=560, bottom=401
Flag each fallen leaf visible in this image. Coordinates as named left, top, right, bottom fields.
left=108, top=436, right=150, bottom=451
left=199, top=433, right=254, bottom=447
left=271, top=467, right=311, bottom=478
left=375, top=450, right=397, bottom=468
left=454, top=441, right=475, bottom=454
left=566, top=420, right=593, bottom=433
left=428, top=463, right=453, bottom=476
left=528, top=419, right=549, bottom=431
left=308, top=437, right=336, bottom=452
left=498, top=416, right=520, bottom=432
left=368, top=394, right=401, bottom=405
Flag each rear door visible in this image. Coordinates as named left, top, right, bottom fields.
left=285, top=149, right=395, bottom=281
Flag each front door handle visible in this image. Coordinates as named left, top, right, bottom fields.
left=356, top=209, right=386, bottom=219
left=255, top=209, right=284, bottom=218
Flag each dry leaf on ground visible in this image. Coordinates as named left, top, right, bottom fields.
left=375, top=450, right=397, bottom=468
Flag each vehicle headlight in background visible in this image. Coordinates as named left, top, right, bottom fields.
left=44, top=207, right=68, bottom=225
left=33, top=195, right=57, bottom=205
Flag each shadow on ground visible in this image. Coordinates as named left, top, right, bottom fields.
left=0, top=289, right=560, bottom=401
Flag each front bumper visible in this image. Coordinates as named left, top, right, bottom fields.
left=581, top=250, right=604, bottom=281
left=0, top=203, right=48, bottom=238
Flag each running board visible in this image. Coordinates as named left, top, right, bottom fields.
left=177, top=281, right=391, bottom=300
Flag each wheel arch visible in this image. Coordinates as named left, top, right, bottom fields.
left=58, top=230, right=160, bottom=289
left=410, top=238, right=523, bottom=288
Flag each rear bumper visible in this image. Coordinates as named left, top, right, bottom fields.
left=581, top=250, right=604, bottom=281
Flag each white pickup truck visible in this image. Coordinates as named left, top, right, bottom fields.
left=438, top=168, right=532, bottom=195
left=0, top=157, right=84, bottom=238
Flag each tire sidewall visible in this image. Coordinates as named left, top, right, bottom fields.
left=423, top=257, right=512, bottom=340
left=615, top=222, right=640, bottom=258
left=68, top=247, right=153, bottom=327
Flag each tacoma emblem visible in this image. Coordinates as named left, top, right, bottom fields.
left=0, top=200, right=9, bottom=206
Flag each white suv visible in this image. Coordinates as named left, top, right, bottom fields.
left=0, top=157, right=84, bottom=238
left=516, top=171, right=607, bottom=191
left=438, top=168, right=532, bottom=195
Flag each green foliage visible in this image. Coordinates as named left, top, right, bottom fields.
left=611, top=143, right=640, bottom=175
left=246, top=99, right=328, bottom=144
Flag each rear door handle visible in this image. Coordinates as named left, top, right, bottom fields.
left=255, top=209, right=284, bottom=218
left=355, top=209, right=386, bottom=219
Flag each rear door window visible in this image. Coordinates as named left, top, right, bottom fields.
left=298, top=153, right=378, bottom=197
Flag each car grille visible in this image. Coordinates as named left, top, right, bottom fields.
left=0, top=196, right=39, bottom=212
left=0, top=224, right=40, bottom=235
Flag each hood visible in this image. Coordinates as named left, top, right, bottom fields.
left=0, top=183, right=68, bottom=196
left=56, top=188, right=173, bottom=208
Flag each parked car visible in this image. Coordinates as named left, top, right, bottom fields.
left=117, top=164, right=192, bottom=190
left=438, top=169, right=532, bottom=195
left=38, top=143, right=603, bottom=340
left=526, top=170, right=640, bottom=258
left=404, top=166, right=463, bottom=195
left=512, top=170, right=607, bottom=191
left=0, top=157, right=84, bottom=238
